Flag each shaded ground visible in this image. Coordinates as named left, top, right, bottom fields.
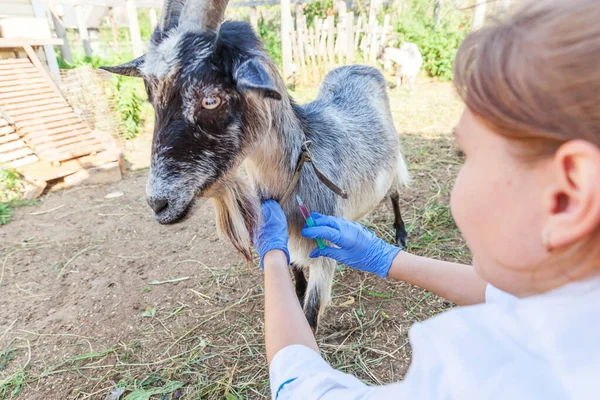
left=0, top=79, right=468, bottom=399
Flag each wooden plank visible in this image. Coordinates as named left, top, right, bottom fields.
left=8, top=154, right=38, bottom=168
left=0, top=147, right=32, bottom=163
left=0, top=82, right=53, bottom=94
left=42, top=142, right=105, bottom=163
left=22, top=45, right=65, bottom=99
left=0, top=133, right=20, bottom=144
left=0, top=62, right=34, bottom=71
left=327, top=15, right=335, bottom=66
left=0, top=87, right=55, bottom=101
left=28, top=127, right=90, bottom=146
left=280, top=0, right=293, bottom=80
left=0, top=118, right=8, bottom=128
left=16, top=113, right=82, bottom=129
left=0, top=140, right=27, bottom=154
left=0, top=126, right=15, bottom=135
left=24, top=123, right=89, bottom=140
left=0, top=71, right=40, bottom=81
left=0, top=39, right=63, bottom=47
left=0, top=78, right=49, bottom=88
left=2, top=93, right=69, bottom=109
left=35, top=132, right=98, bottom=151
left=11, top=107, right=75, bottom=122
left=0, top=3, right=35, bottom=18
left=19, top=115, right=81, bottom=134
left=19, top=148, right=121, bottom=182
left=4, top=103, right=70, bottom=117
left=0, top=67, right=38, bottom=77
left=0, top=58, right=33, bottom=65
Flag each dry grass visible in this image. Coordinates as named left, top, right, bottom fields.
left=0, top=78, right=467, bottom=399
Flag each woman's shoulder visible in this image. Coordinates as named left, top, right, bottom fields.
left=403, top=283, right=600, bottom=399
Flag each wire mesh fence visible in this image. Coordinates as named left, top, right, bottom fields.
left=59, top=66, right=125, bottom=139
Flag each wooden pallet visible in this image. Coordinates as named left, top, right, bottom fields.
left=0, top=115, right=38, bottom=167
left=0, top=41, right=123, bottom=190
left=0, top=47, right=105, bottom=163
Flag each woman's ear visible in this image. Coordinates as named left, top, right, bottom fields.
left=543, top=140, right=600, bottom=249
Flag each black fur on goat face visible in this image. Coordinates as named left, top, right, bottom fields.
left=102, top=22, right=282, bottom=224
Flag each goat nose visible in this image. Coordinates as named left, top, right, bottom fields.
left=147, top=197, right=168, bottom=214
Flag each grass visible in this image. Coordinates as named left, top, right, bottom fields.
left=0, top=168, right=38, bottom=225
left=0, top=79, right=467, bottom=399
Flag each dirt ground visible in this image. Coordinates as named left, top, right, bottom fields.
left=0, top=80, right=468, bottom=399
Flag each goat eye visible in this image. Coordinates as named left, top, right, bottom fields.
left=201, top=96, right=221, bottom=110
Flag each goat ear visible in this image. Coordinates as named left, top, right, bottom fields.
left=235, top=58, right=282, bottom=100
left=99, top=55, right=145, bottom=78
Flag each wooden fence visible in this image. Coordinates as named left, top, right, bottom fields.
left=289, top=7, right=392, bottom=80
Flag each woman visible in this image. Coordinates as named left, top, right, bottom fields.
left=253, top=0, right=600, bottom=398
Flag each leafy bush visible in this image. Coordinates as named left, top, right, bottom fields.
left=0, top=168, right=23, bottom=203
left=116, top=77, right=144, bottom=139
left=0, top=168, right=36, bottom=225
left=392, top=0, right=470, bottom=81
left=257, top=14, right=282, bottom=67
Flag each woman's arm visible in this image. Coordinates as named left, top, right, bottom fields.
left=302, top=213, right=488, bottom=306
left=264, top=250, right=319, bottom=364
left=388, top=252, right=487, bottom=306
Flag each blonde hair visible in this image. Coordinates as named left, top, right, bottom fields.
left=454, top=0, right=600, bottom=158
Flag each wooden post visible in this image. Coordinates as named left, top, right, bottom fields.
left=149, top=8, right=158, bottom=29
left=345, top=12, right=354, bottom=64
left=31, top=0, right=61, bottom=81
left=75, top=5, right=92, bottom=58
left=380, top=14, right=390, bottom=49
left=126, top=0, right=144, bottom=57
left=281, top=0, right=293, bottom=80
left=295, top=4, right=306, bottom=68
left=109, top=8, right=120, bottom=53
left=366, top=0, right=381, bottom=63
left=307, top=25, right=315, bottom=66
left=317, top=18, right=326, bottom=62
left=433, top=0, right=443, bottom=29
left=50, top=11, right=73, bottom=64
left=368, top=23, right=379, bottom=64
left=354, top=16, right=362, bottom=51
left=249, top=6, right=259, bottom=32
left=326, top=15, right=335, bottom=67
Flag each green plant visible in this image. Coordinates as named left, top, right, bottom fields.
left=0, top=202, right=12, bottom=225
left=303, top=0, right=334, bottom=26
left=257, top=14, right=282, bottom=67
left=392, top=0, right=470, bottom=81
left=116, top=77, right=144, bottom=139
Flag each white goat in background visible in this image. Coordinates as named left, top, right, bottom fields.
left=383, top=43, right=423, bottom=93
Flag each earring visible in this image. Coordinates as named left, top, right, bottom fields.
left=542, top=228, right=553, bottom=252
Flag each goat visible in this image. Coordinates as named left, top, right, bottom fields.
left=100, top=0, right=410, bottom=331
left=383, top=43, right=423, bottom=93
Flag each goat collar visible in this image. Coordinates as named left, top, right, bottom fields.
left=279, top=141, right=349, bottom=205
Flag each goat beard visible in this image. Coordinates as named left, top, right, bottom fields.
left=210, top=174, right=260, bottom=263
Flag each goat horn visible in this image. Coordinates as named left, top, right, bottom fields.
left=179, top=0, right=230, bottom=31
left=99, top=55, right=145, bottom=77
left=159, top=0, right=186, bottom=31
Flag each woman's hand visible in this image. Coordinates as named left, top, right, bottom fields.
left=301, top=213, right=401, bottom=278
left=253, top=200, right=290, bottom=269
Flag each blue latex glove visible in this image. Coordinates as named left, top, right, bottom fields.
left=253, top=200, right=290, bottom=270
left=301, top=213, right=402, bottom=278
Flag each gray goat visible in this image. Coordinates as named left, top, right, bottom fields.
left=101, top=0, right=409, bottom=331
